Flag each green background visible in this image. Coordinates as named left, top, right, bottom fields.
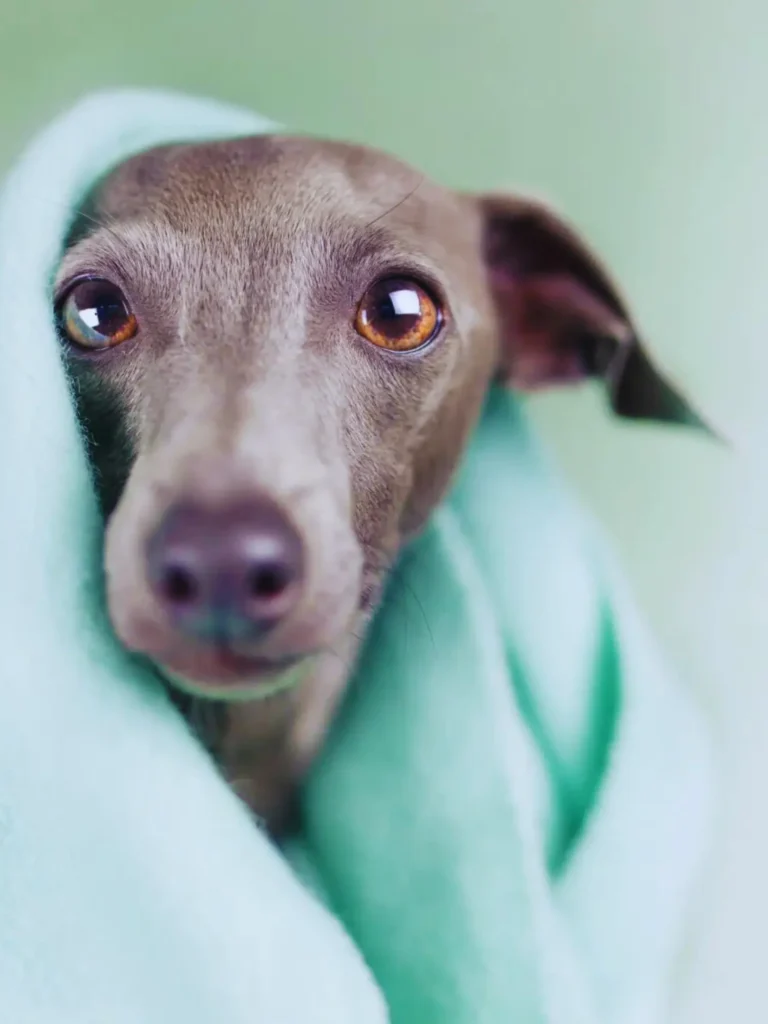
left=1, top=1, right=763, bottom=1018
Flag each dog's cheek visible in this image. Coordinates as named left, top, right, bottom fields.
left=66, top=366, right=138, bottom=517
left=400, top=365, right=491, bottom=538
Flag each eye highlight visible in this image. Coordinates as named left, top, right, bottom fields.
left=57, top=278, right=137, bottom=350
left=355, top=277, right=441, bottom=352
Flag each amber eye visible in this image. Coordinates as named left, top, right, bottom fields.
left=355, top=277, right=441, bottom=352
left=58, top=278, right=138, bottom=350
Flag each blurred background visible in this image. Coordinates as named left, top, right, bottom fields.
left=1, top=0, right=764, bottom=1018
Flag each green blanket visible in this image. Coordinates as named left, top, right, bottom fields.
left=0, top=89, right=713, bottom=1024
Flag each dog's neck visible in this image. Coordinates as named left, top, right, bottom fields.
left=188, top=628, right=364, bottom=833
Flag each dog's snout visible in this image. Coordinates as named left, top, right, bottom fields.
left=146, top=496, right=305, bottom=645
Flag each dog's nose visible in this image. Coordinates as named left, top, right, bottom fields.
left=146, top=497, right=305, bottom=644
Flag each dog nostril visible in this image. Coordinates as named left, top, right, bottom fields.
left=146, top=495, right=305, bottom=643
left=160, top=563, right=200, bottom=606
left=247, top=560, right=294, bottom=601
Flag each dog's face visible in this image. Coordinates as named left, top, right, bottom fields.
left=54, top=135, right=698, bottom=699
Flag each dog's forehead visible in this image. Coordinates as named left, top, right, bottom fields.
left=94, top=135, right=462, bottom=238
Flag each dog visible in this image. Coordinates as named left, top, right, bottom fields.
left=53, top=134, right=702, bottom=834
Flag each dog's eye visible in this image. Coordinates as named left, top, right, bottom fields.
left=58, top=279, right=138, bottom=350
left=355, top=277, right=441, bottom=352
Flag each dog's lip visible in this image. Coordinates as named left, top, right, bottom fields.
left=152, top=647, right=312, bottom=699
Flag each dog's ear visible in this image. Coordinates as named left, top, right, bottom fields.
left=476, top=193, right=711, bottom=432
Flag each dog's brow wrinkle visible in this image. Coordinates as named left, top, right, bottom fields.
left=363, top=175, right=424, bottom=230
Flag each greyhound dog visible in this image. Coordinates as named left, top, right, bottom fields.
left=53, top=135, right=701, bottom=833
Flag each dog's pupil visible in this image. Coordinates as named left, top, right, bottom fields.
left=89, top=296, right=127, bottom=337
left=374, top=287, right=420, bottom=339
left=95, top=300, right=126, bottom=335
left=74, top=282, right=129, bottom=338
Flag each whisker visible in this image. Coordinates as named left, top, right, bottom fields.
left=27, top=192, right=128, bottom=264
left=389, top=560, right=436, bottom=653
left=363, top=176, right=424, bottom=230
left=68, top=206, right=126, bottom=251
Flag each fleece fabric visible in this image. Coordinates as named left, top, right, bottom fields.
left=0, top=89, right=712, bottom=1024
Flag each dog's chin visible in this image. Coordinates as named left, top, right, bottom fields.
left=155, top=652, right=313, bottom=703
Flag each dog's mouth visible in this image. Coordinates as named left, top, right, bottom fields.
left=152, top=648, right=313, bottom=702
left=150, top=572, right=383, bottom=700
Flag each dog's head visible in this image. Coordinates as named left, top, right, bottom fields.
left=54, top=136, right=701, bottom=697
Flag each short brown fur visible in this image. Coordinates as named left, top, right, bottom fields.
left=55, top=134, right=700, bottom=832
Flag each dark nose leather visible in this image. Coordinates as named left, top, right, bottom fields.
left=146, top=496, right=305, bottom=645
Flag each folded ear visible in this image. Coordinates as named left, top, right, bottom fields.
left=477, top=193, right=712, bottom=433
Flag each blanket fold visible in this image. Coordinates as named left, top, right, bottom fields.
left=0, top=89, right=712, bottom=1024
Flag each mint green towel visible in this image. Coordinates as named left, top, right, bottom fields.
left=0, top=90, right=712, bottom=1024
